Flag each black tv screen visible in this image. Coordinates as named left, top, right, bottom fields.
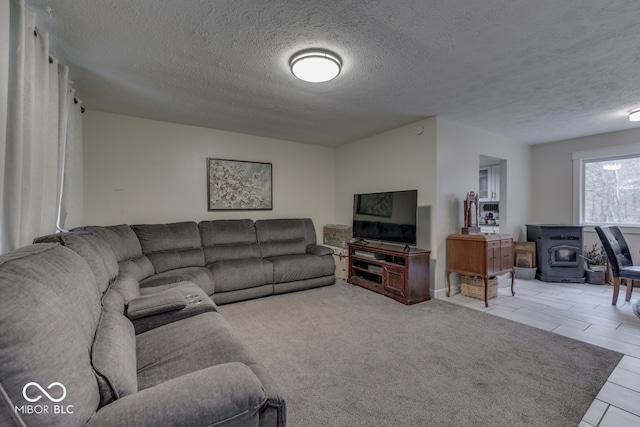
left=352, top=190, right=418, bottom=245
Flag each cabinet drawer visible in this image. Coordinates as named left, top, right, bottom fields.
left=487, top=241, right=501, bottom=250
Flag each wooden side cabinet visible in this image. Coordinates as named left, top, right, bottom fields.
left=446, top=234, right=515, bottom=307
left=347, top=242, right=430, bottom=305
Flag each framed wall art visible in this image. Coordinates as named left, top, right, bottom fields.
left=207, top=158, right=273, bottom=211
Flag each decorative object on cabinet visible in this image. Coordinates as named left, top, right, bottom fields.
left=207, top=158, right=272, bottom=211
left=461, top=191, right=481, bottom=234
left=347, top=242, right=430, bottom=305
left=323, top=224, right=352, bottom=249
left=446, top=233, right=515, bottom=307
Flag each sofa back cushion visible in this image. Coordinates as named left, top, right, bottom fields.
left=101, top=274, right=141, bottom=314
left=87, top=224, right=155, bottom=282
left=256, top=218, right=317, bottom=258
left=132, top=222, right=205, bottom=273
left=0, top=244, right=101, bottom=426
left=117, top=257, right=156, bottom=283
left=34, top=232, right=118, bottom=295
left=199, top=219, right=261, bottom=263
left=86, top=224, right=143, bottom=262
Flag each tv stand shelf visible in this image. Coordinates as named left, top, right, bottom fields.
left=347, top=242, right=430, bottom=305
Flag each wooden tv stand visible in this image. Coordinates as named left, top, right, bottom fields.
left=347, top=242, right=430, bottom=305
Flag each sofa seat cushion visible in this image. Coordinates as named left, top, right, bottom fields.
left=136, top=312, right=259, bottom=390
left=268, top=254, right=335, bottom=283
left=207, top=258, right=273, bottom=293
left=139, top=266, right=215, bottom=296
left=88, top=363, right=269, bottom=427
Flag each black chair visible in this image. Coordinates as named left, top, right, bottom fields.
left=595, top=226, right=638, bottom=305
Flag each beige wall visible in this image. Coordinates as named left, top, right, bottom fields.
left=83, top=111, right=336, bottom=241
left=531, top=127, right=640, bottom=254
left=83, top=110, right=640, bottom=295
left=434, top=117, right=532, bottom=297
left=334, top=117, right=532, bottom=297
left=334, top=118, right=438, bottom=252
left=531, top=127, right=640, bottom=224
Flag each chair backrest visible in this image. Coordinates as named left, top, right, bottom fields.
left=595, top=225, right=633, bottom=277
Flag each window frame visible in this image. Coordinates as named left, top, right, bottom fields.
left=572, top=143, right=640, bottom=228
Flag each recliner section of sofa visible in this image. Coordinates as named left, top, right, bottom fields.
left=33, top=231, right=219, bottom=335
left=85, top=218, right=335, bottom=305
left=255, top=219, right=335, bottom=295
left=130, top=222, right=216, bottom=295
left=199, top=219, right=274, bottom=304
left=3, top=218, right=333, bottom=426
left=3, top=238, right=285, bottom=426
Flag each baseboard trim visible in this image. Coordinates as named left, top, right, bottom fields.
left=433, top=285, right=459, bottom=300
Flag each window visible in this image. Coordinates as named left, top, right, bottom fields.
left=573, top=145, right=640, bottom=226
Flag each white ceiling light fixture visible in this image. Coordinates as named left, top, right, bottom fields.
left=630, top=108, right=640, bottom=122
left=290, top=49, right=342, bottom=83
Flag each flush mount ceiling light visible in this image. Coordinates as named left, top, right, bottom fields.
left=630, top=108, right=640, bottom=122
left=290, top=49, right=341, bottom=83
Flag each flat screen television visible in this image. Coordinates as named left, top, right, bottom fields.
left=352, top=190, right=418, bottom=246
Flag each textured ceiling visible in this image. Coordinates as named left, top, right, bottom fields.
left=24, top=0, right=640, bottom=146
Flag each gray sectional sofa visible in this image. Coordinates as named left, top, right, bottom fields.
left=0, top=218, right=334, bottom=427
left=88, top=218, right=335, bottom=304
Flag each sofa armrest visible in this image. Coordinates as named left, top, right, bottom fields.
left=306, top=244, right=333, bottom=256
left=129, top=283, right=218, bottom=334
left=126, top=289, right=187, bottom=320
left=87, top=363, right=269, bottom=427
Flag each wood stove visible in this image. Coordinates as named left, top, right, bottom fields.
left=526, top=224, right=585, bottom=283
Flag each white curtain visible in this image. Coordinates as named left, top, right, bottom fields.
left=0, top=0, right=83, bottom=254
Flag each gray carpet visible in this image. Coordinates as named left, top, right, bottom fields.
left=219, top=281, right=623, bottom=427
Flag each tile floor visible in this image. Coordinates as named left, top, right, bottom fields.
left=446, top=278, right=640, bottom=427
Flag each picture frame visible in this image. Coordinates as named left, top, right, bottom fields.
left=207, top=158, right=273, bottom=211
